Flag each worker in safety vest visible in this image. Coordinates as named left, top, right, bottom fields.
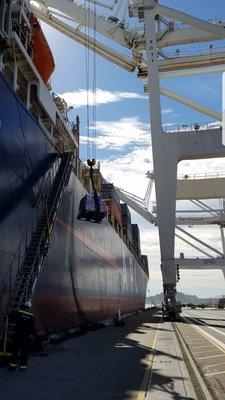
left=8, top=300, right=36, bottom=371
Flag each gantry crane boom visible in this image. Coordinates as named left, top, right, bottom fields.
left=36, top=0, right=138, bottom=47
left=155, top=3, right=225, bottom=39
left=157, top=22, right=225, bottom=49
left=38, top=0, right=225, bottom=47
left=34, top=8, right=138, bottom=71
left=31, top=1, right=225, bottom=78
left=115, top=186, right=225, bottom=226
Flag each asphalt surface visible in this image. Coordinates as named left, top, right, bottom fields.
left=0, top=309, right=160, bottom=400
left=146, top=319, right=196, bottom=400
left=183, top=308, right=225, bottom=344
left=179, top=307, right=225, bottom=400
left=4, top=308, right=223, bottom=400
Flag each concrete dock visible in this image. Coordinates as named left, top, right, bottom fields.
left=0, top=309, right=197, bottom=400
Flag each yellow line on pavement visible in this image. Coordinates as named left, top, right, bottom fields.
left=182, top=315, right=225, bottom=354
left=136, top=320, right=161, bottom=400
left=196, top=354, right=225, bottom=360
left=204, top=362, right=225, bottom=368
left=191, top=345, right=214, bottom=349
left=194, top=350, right=218, bottom=354
left=205, top=370, right=225, bottom=377
left=186, top=340, right=207, bottom=343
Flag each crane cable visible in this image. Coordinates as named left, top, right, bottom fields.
left=84, top=0, right=97, bottom=162
left=84, top=0, right=90, bottom=161
left=92, top=0, right=97, bottom=160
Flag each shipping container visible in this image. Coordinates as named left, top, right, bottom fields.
left=121, top=203, right=132, bottom=243
left=101, top=183, right=120, bottom=207
left=133, top=240, right=141, bottom=257
left=141, top=255, right=149, bottom=277
left=105, top=199, right=122, bottom=227
left=132, top=224, right=141, bottom=256
left=132, top=224, right=140, bottom=239
left=101, top=183, right=122, bottom=226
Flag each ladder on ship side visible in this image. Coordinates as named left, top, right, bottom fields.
left=13, top=151, right=73, bottom=307
left=1, top=151, right=73, bottom=351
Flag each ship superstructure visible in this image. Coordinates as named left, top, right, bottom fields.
left=0, top=0, right=78, bottom=153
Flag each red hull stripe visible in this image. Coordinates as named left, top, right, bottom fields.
left=57, top=219, right=118, bottom=268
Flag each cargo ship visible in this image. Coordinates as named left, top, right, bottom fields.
left=0, top=0, right=149, bottom=336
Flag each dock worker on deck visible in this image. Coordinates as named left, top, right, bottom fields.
left=8, top=300, right=36, bottom=371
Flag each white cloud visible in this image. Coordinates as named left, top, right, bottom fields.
left=80, top=117, right=150, bottom=150
left=162, top=108, right=173, bottom=114
left=178, top=157, right=225, bottom=178
left=164, top=121, right=221, bottom=133
left=100, top=146, right=153, bottom=196
left=59, top=88, right=147, bottom=108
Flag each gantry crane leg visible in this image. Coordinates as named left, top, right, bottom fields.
left=144, top=2, right=177, bottom=305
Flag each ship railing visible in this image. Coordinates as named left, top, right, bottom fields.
left=74, top=1, right=111, bottom=23
left=11, top=18, right=33, bottom=57
left=0, top=154, right=61, bottom=325
left=67, top=0, right=130, bottom=31
left=173, top=18, right=225, bottom=30
left=177, top=171, right=225, bottom=180
left=149, top=170, right=225, bottom=182
left=163, top=121, right=222, bottom=133
left=159, top=44, right=225, bottom=60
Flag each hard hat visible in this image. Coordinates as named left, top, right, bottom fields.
left=23, top=300, right=32, bottom=309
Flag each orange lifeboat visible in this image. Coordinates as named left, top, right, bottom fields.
left=29, top=14, right=55, bottom=84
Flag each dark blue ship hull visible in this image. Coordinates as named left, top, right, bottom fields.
left=0, top=73, right=148, bottom=333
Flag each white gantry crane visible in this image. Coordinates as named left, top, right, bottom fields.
left=30, top=0, right=225, bottom=305
left=115, top=172, right=225, bottom=276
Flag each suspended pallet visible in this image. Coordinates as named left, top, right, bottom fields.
left=77, top=194, right=108, bottom=223
left=78, top=159, right=108, bottom=223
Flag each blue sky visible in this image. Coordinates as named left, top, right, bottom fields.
left=42, top=0, right=225, bottom=161
left=41, top=0, right=225, bottom=297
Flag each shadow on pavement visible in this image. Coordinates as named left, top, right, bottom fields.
left=149, top=370, right=195, bottom=400
left=0, top=309, right=187, bottom=400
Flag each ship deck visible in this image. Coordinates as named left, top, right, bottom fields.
left=0, top=309, right=196, bottom=400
